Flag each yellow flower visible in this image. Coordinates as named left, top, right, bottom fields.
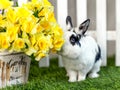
left=30, top=35, right=36, bottom=46
left=38, top=6, right=53, bottom=20
left=13, top=38, right=25, bottom=51
left=38, top=7, right=48, bottom=17
left=48, top=12, right=56, bottom=23
left=0, top=15, right=3, bottom=21
left=31, top=0, right=41, bottom=3
left=0, top=0, right=13, bottom=9
left=16, top=7, right=33, bottom=18
left=6, top=24, right=19, bottom=42
left=35, top=24, right=44, bottom=33
left=52, top=37, right=64, bottom=51
left=51, top=25, right=64, bottom=51
left=22, top=31, right=29, bottom=39
left=36, top=35, right=52, bottom=52
left=40, top=21, right=51, bottom=30
left=21, top=15, right=38, bottom=34
left=0, top=14, right=6, bottom=27
left=5, top=7, right=19, bottom=24
left=24, top=0, right=42, bottom=11
left=25, top=47, right=37, bottom=56
left=52, top=25, right=64, bottom=37
left=0, top=0, right=64, bottom=61
left=43, top=0, right=51, bottom=6
left=34, top=51, right=46, bottom=61
left=0, top=33, right=10, bottom=50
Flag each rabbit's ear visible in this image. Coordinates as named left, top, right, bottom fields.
left=79, top=19, right=90, bottom=35
left=66, top=16, right=73, bottom=30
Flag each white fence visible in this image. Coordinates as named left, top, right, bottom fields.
left=16, top=0, right=120, bottom=66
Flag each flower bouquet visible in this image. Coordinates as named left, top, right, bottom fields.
left=0, top=0, right=64, bottom=61
left=0, top=0, right=64, bottom=87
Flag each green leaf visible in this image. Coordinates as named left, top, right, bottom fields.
left=0, top=27, right=6, bottom=32
left=33, top=7, right=44, bottom=18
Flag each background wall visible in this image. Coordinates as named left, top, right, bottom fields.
left=49, top=0, right=115, bottom=56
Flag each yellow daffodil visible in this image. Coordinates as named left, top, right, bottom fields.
left=53, top=37, right=64, bottom=51
left=21, top=16, right=38, bottom=34
left=6, top=24, right=19, bottom=42
left=25, top=47, right=37, bottom=55
left=0, top=14, right=6, bottom=27
left=43, top=0, right=51, bottom=6
left=35, top=24, right=44, bottom=33
left=30, top=35, right=36, bottom=46
left=22, top=31, right=29, bottom=39
left=38, top=7, right=49, bottom=17
left=40, top=21, right=51, bottom=30
left=28, top=0, right=42, bottom=10
left=0, top=0, right=64, bottom=61
left=0, top=33, right=10, bottom=50
left=48, top=12, right=56, bottom=23
left=13, top=38, right=25, bottom=51
left=0, top=0, right=13, bottom=9
left=16, top=7, right=33, bottom=18
left=5, top=7, right=19, bottom=24
left=31, top=0, right=40, bottom=3
left=34, top=51, right=46, bottom=61
left=38, top=6, right=53, bottom=20
left=37, top=37, right=49, bottom=51
left=52, top=25, right=63, bottom=37
left=0, top=15, right=3, bottom=21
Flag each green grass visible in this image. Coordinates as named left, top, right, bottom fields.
left=2, top=56, right=120, bottom=90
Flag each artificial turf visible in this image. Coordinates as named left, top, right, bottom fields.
left=1, top=55, right=120, bottom=90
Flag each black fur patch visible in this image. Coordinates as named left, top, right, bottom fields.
left=69, top=34, right=81, bottom=47
left=95, top=45, right=101, bottom=63
left=79, top=19, right=90, bottom=35
left=66, top=16, right=73, bottom=27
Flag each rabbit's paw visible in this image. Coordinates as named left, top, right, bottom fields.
left=68, top=76, right=77, bottom=82
left=88, top=73, right=99, bottom=78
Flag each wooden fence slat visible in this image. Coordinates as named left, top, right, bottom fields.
left=107, top=31, right=116, bottom=40
left=76, top=0, right=87, bottom=26
left=39, top=55, right=50, bottom=67
left=96, top=0, right=107, bottom=66
left=115, top=0, right=120, bottom=66
left=57, top=0, right=68, bottom=67
left=86, top=31, right=116, bottom=40
left=17, top=0, right=28, bottom=6
left=57, top=0, right=68, bottom=32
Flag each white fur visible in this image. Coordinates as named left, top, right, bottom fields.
left=59, top=17, right=102, bottom=82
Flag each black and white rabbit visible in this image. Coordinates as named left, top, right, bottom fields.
left=59, top=16, right=102, bottom=82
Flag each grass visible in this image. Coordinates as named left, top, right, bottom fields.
left=1, top=55, right=120, bottom=90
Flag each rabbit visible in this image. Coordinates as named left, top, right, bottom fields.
left=59, top=16, right=102, bottom=82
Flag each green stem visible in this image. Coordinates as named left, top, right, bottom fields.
left=2, top=9, right=4, bottom=15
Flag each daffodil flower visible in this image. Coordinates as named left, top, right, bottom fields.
left=0, top=0, right=64, bottom=61
left=12, top=38, right=25, bottom=52
left=0, top=0, right=13, bottom=9
left=0, top=33, right=10, bottom=50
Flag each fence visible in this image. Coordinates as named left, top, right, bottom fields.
left=16, top=0, right=120, bottom=67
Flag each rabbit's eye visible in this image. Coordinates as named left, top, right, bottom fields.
left=71, top=37, right=75, bottom=43
left=69, top=34, right=81, bottom=46
left=70, top=34, right=76, bottom=45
